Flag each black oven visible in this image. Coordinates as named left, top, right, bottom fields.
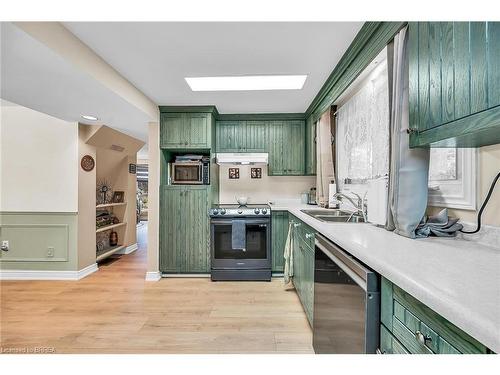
left=210, top=217, right=271, bottom=281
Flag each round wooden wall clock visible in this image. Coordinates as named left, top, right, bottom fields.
left=81, top=155, right=95, bottom=172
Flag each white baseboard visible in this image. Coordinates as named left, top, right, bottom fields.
left=0, top=263, right=98, bottom=281
left=145, top=271, right=161, bottom=281
left=115, top=243, right=138, bottom=255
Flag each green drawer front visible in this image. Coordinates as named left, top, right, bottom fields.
left=381, top=277, right=489, bottom=354
left=380, top=324, right=409, bottom=354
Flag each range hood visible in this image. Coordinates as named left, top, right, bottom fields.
left=216, top=153, right=268, bottom=165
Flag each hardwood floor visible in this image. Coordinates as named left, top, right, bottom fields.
left=0, top=222, right=313, bottom=354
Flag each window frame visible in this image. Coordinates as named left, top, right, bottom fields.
left=427, top=148, right=477, bottom=210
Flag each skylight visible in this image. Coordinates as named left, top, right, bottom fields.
left=185, top=75, right=307, bottom=91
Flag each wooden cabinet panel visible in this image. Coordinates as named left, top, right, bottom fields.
left=216, top=121, right=246, bottom=152
left=267, top=121, right=284, bottom=175
left=245, top=121, right=267, bottom=152
left=182, top=187, right=210, bottom=273
left=409, top=22, right=500, bottom=147
left=305, top=117, right=316, bottom=175
left=282, top=120, right=305, bottom=175
left=160, top=186, right=210, bottom=274
left=159, top=186, right=184, bottom=272
left=185, top=113, right=210, bottom=149
left=160, top=112, right=211, bottom=149
left=380, top=324, right=409, bottom=354
left=160, top=113, right=185, bottom=148
left=271, top=211, right=288, bottom=273
left=380, top=277, right=490, bottom=354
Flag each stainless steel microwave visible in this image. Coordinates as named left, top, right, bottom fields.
left=170, top=161, right=210, bottom=185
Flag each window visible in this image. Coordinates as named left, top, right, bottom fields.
left=428, top=148, right=477, bottom=210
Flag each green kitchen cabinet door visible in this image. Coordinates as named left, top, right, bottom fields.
left=282, top=120, right=305, bottom=175
left=185, top=113, right=210, bottom=149
left=245, top=121, right=268, bottom=152
left=160, top=113, right=185, bottom=148
left=216, top=121, right=246, bottom=152
left=409, top=22, right=500, bottom=147
left=267, top=121, right=285, bottom=175
left=305, top=117, right=317, bottom=175
left=182, top=186, right=210, bottom=273
left=159, top=186, right=184, bottom=272
left=271, top=211, right=289, bottom=273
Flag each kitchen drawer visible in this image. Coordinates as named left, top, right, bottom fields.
left=381, top=277, right=489, bottom=354
left=380, top=324, right=409, bottom=354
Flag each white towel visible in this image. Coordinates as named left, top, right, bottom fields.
left=283, top=221, right=294, bottom=288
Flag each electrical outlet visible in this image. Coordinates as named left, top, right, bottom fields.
left=46, top=247, right=54, bottom=258
left=1, top=240, right=9, bottom=251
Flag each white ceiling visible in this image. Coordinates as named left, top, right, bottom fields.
left=0, top=22, right=153, bottom=141
left=64, top=22, right=363, bottom=113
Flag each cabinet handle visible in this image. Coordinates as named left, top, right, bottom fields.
left=305, top=233, right=314, bottom=239
left=293, top=223, right=301, bottom=228
left=415, top=330, right=431, bottom=345
left=376, top=348, right=385, bottom=354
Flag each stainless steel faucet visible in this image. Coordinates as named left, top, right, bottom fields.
left=332, top=192, right=367, bottom=222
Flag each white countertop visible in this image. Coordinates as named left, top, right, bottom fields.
left=269, top=201, right=500, bottom=353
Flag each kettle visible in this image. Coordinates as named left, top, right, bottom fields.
left=307, top=187, right=317, bottom=205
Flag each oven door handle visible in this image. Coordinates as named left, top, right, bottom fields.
left=211, top=219, right=269, bottom=225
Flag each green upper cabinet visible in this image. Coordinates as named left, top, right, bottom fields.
left=282, top=120, right=305, bottom=175
left=160, top=112, right=213, bottom=149
left=216, top=121, right=246, bottom=152
left=305, top=117, right=316, bottom=175
left=245, top=121, right=267, bottom=152
left=268, top=120, right=305, bottom=175
left=409, top=22, right=500, bottom=147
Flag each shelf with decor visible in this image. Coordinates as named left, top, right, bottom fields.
left=96, top=245, right=126, bottom=262
left=96, top=222, right=127, bottom=233
left=96, top=202, right=127, bottom=209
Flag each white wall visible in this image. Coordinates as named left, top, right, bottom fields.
left=0, top=102, right=78, bottom=212
left=218, top=165, right=315, bottom=204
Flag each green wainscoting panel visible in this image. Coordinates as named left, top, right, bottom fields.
left=0, top=212, right=78, bottom=271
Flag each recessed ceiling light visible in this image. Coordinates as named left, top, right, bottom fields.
left=81, top=114, right=99, bottom=121
left=185, top=75, right=307, bottom=92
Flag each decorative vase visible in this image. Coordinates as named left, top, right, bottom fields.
left=109, top=231, right=118, bottom=247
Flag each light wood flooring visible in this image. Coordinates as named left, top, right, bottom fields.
left=0, top=222, right=313, bottom=354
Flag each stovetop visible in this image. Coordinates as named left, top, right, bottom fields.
left=209, top=204, right=271, bottom=217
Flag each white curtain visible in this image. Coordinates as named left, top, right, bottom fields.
left=385, top=26, right=430, bottom=238
left=316, top=108, right=335, bottom=206
left=336, top=60, right=390, bottom=190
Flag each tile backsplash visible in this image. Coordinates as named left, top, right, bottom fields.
left=218, top=165, right=315, bottom=204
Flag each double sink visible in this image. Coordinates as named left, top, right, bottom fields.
left=301, top=209, right=365, bottom=223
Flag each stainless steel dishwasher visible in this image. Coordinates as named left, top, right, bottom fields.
left=313, top=233, right=380, bottom=354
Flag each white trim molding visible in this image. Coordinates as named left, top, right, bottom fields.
left=428, top=148, right=477, bottom=210
left=0, top=263, right=98, bottom=281
left=116, top=243, right=138, bottom=255
left=145, top=271, right=161, bottom=281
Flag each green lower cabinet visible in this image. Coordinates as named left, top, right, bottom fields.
left=160, top=185, right=210, bottom=273
left=271, top=211, right=289, bottom=273
left=380, top=277, right=490, bottom=354
left=380, top=324, right=410, bottom=354
left=290, top=215, right=314, bottom=327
